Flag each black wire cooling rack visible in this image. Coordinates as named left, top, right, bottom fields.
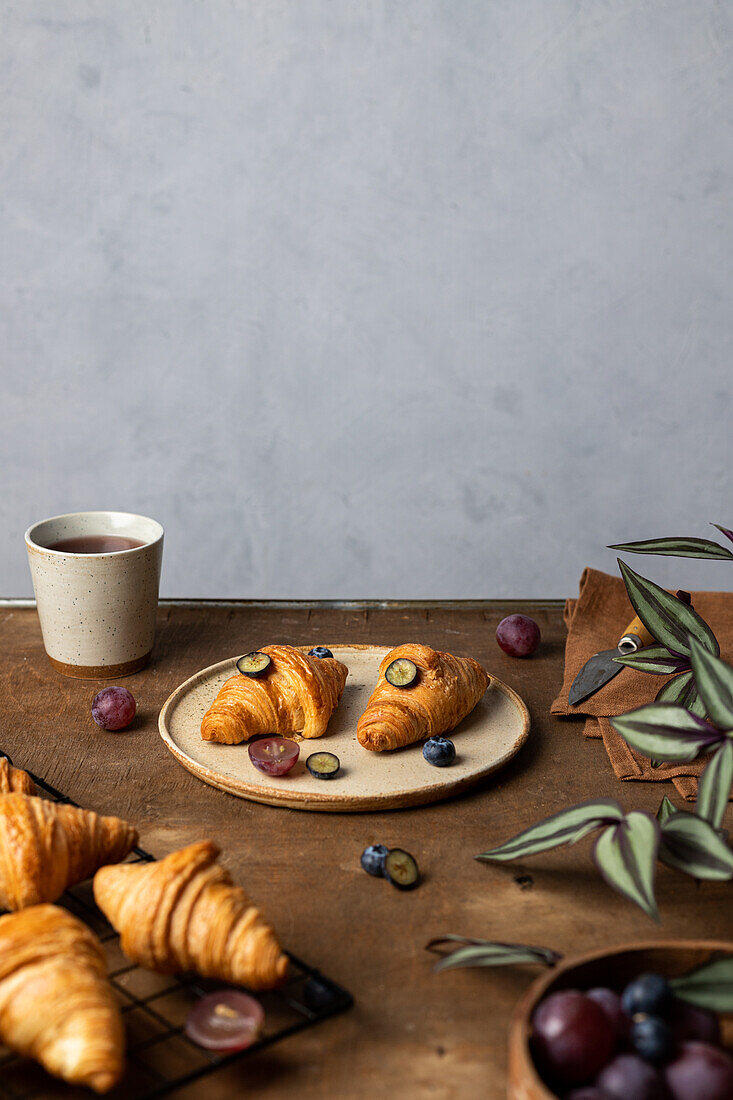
left=0, top=757, right=353, bottom=1100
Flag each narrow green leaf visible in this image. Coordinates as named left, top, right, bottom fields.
left=611, top=704, right=721, bottom=763
left=593, top=813, right=660, bottom=921
left=613, top=646, right=690, bottom=675
left=617, top=560, right=720, bottom=657
left=697, top=741, right=733, bottom=831
left=654, top=671, right=705, bottom=717
left=689, top=638, right=733, bottom=730
left=475, top=800, right=623, bottom=863
left=657, top=795, right=676, bottom=825
left=659, top=812, right=733, bottom=880
left=671, top=956, right=733, bottom=1011
left=712, top=524, right=733, bottom=548
left=610, top=537, right=733, bottom=560
left=427, top=937, right=561, bottom=972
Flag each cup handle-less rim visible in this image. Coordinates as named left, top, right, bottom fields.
left=25, top=511, right=164, bottom=557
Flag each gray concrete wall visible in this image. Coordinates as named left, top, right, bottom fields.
left=1, top=1, right=731, bottom=598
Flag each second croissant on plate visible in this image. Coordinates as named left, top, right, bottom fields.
left=357, top=643, right=489, bottom=751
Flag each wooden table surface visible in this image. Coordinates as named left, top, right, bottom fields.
left=1, top=600, right=731, bottom=1099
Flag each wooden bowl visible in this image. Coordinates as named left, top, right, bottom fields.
left=508, top=939, right=733, bottom=1099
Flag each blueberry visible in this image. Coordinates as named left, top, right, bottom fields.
left=622, top=973, right=672, bottom=1018
left=423, top=737, right=456, bottom=767
left=361, top=844, right=389, bottom=877
left=303, top=976, right=339, bottom=1013
left=309, top=647, right=334, bottom=659
left=631, top=1016, right=676, bottom=1065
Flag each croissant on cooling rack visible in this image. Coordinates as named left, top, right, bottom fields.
left=0, top=904, right=124, bottom=1093
left=94, top=840, right=288, bottom=991
left=357, top=643, right=490, bottom=751
left=0, top=757, right=36, bottom=795
left=201, top=644, right=348, bottom=744
left=0, top=793, right=138, bottom=910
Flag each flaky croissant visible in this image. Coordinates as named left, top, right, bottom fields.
left=357, top=643, right=490, bottom=751
left=0, top=757, right=36, bottom=795
left=0, top=793, right=138, bottom=910
left=94, top=840, right=288, bottom=991
left=0, top=904, right=124, bottom=1093
left=201, top=644, right=348, bottom=744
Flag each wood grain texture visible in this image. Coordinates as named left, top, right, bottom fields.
left=1, top=602, right=732, bottom=1100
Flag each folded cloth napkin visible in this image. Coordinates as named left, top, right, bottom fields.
left=552, top=568, right=733, bottom=801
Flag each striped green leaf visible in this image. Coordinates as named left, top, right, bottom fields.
left=610, top=537, right=733, bottom=560
left=696, top=740, right=733, bottom=831
left=617, top=560, right=720, bottom=657
left=593, top=812, right=660, bottom=921
left=654, top=671, right=707, bottom=717
left=611, top=704, right=721, bottom=763
left=613, top=646, right=690, bottom=675
left=671, top=956, right=733, bottom=1011
left=475, top=800, right=624, bottom=863
left=427, top=936, right=561, bottom=972
left=659, top=812, right=733, bottom=880
left=656, top=795, right=676, bottom=826
left=712, top=524, right=733, bottom=547
left=689, top=638, right=733, bottom=730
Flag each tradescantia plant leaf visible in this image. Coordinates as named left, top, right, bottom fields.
left=696, top=740, right=733, bottom=832
left=671, top=956, right=733, bottom=1012
left=610, top=537, right=733, bottom=561
left=617, top=560, right=720, bottom=657
left=658, top=811, right=733, bottom=881
left=613, top=646, right=690, bottom=675
left=426, top=936, right=562, bottom=972
left=593, top=812, right=660, bottom=922
left=713, top=524, right=733, bottom=547
left=475, top=801, right=624, bottom=862
left=611, top=704, right=722, bottom=763
left=689, top=637, right=733, bottom=730
left=654, top=671, right=706, bottom=717
left=656, top=795, right=676, bottom=826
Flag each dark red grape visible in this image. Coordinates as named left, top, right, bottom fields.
left=496, top=614, right=541, bottom=657
left=248, top=737, right=299, bottom=777
left=596, top=1053, right=668, bottom=1100
left=668, top=1001, right=721, bottom=1046
left=664, top=1041, right=733, bottom=1100
left=587, top=987, right=630, bottom=1041
left=91, top=686, right=136, bottom=731
left=531, top=990, right=615, bottom=1087
left=566, top=1090, right=610, bottom=1100
left=185, top=990, right=263, bottom=1052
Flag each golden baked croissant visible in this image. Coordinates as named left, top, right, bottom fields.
left=0, top=757, right=36, bottom=795
left=0, top=793, right=138, bottom=910
left=0, top=904, right=124, bottom=1093
left=201, top=644, right=348, bottom=744
left=357, top=643, right=490, bottom=751
left=94, top=840, right=288, bottom=991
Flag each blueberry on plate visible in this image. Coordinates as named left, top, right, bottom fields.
left=385, top=658, right=418, bottom=688
left=423, top=737, right=456, bottom=767
left=360, top=844, right=389, bottom=877
left=303, top=976, right=339, bottom=1013
left=631, top=1016, right=675, bottom=1064
left=384, top=849, right=420, bottom=890
left=308, top=647, right=334, bottom=659
left=621, top=972, right=671, bottom=1018
left=237, top=652, right=271, bottom=677
left=306, top=751, right=340, bottom=779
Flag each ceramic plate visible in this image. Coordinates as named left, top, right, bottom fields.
left=158, top=645, right=530, bottom=812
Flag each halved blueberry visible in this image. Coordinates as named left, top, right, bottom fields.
left=237, top=652, right=271, bottom=677
left=308, top=647, right=334, bottom=659
left=361, top=844, right=389, bottom=877
left=423, top=737, right=456, bottom=767
left=306, top=751, right=340, bottom=779
left=385, top=658, right=418, bottom=688
left=384, top=849, right=420, bottom=890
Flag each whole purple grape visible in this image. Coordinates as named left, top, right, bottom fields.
left=91, top=686, right=136, bottom=731
left=668, top=1001, right=721, bottom=1046
left=587, top=987, right=631, bottom=1042
left=496, top=614, right=541, bottom=658
left=566, top=1090, right=611, bottom=1100
left=664, top=1041, right=733, bottom=1100
left=596, top=1053, right=668, bottom=1100
left=531, top=989, right=615, bottom=1087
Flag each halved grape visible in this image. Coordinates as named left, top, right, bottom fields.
left=237, top=652, right=271, bottom=677
left=91, top=687, right=136, bottom=731
left=185, top=990, right=263, bottom=1052
left=384, top=849, right=420, bottom=890
left=248, top=737, right=299, bottom=776
left=385, top=658, right=418, bottom=688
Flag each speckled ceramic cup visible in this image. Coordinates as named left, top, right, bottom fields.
left=25, top=511, right=164, bottom=679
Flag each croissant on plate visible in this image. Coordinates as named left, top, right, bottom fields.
left=201, top=644, right=348, bottom=744
left=357, top=643, right=490, bottom=751
left=0, top=793, right=138, bottom=910
left=0, top=904, right=124, bottom=1093
left=94, top=840, right=288, bottom=990
left=0, top=757, right=36, bottom=796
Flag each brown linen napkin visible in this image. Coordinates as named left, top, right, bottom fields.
left=552, top=568, right=733, bottom=801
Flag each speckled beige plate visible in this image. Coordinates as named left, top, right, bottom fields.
left=158, top=645, right=530, bottom=812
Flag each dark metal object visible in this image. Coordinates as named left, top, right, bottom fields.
left=0, top=756, right=353, bottom=1100
left=568, top=632, right=645, bottom=707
